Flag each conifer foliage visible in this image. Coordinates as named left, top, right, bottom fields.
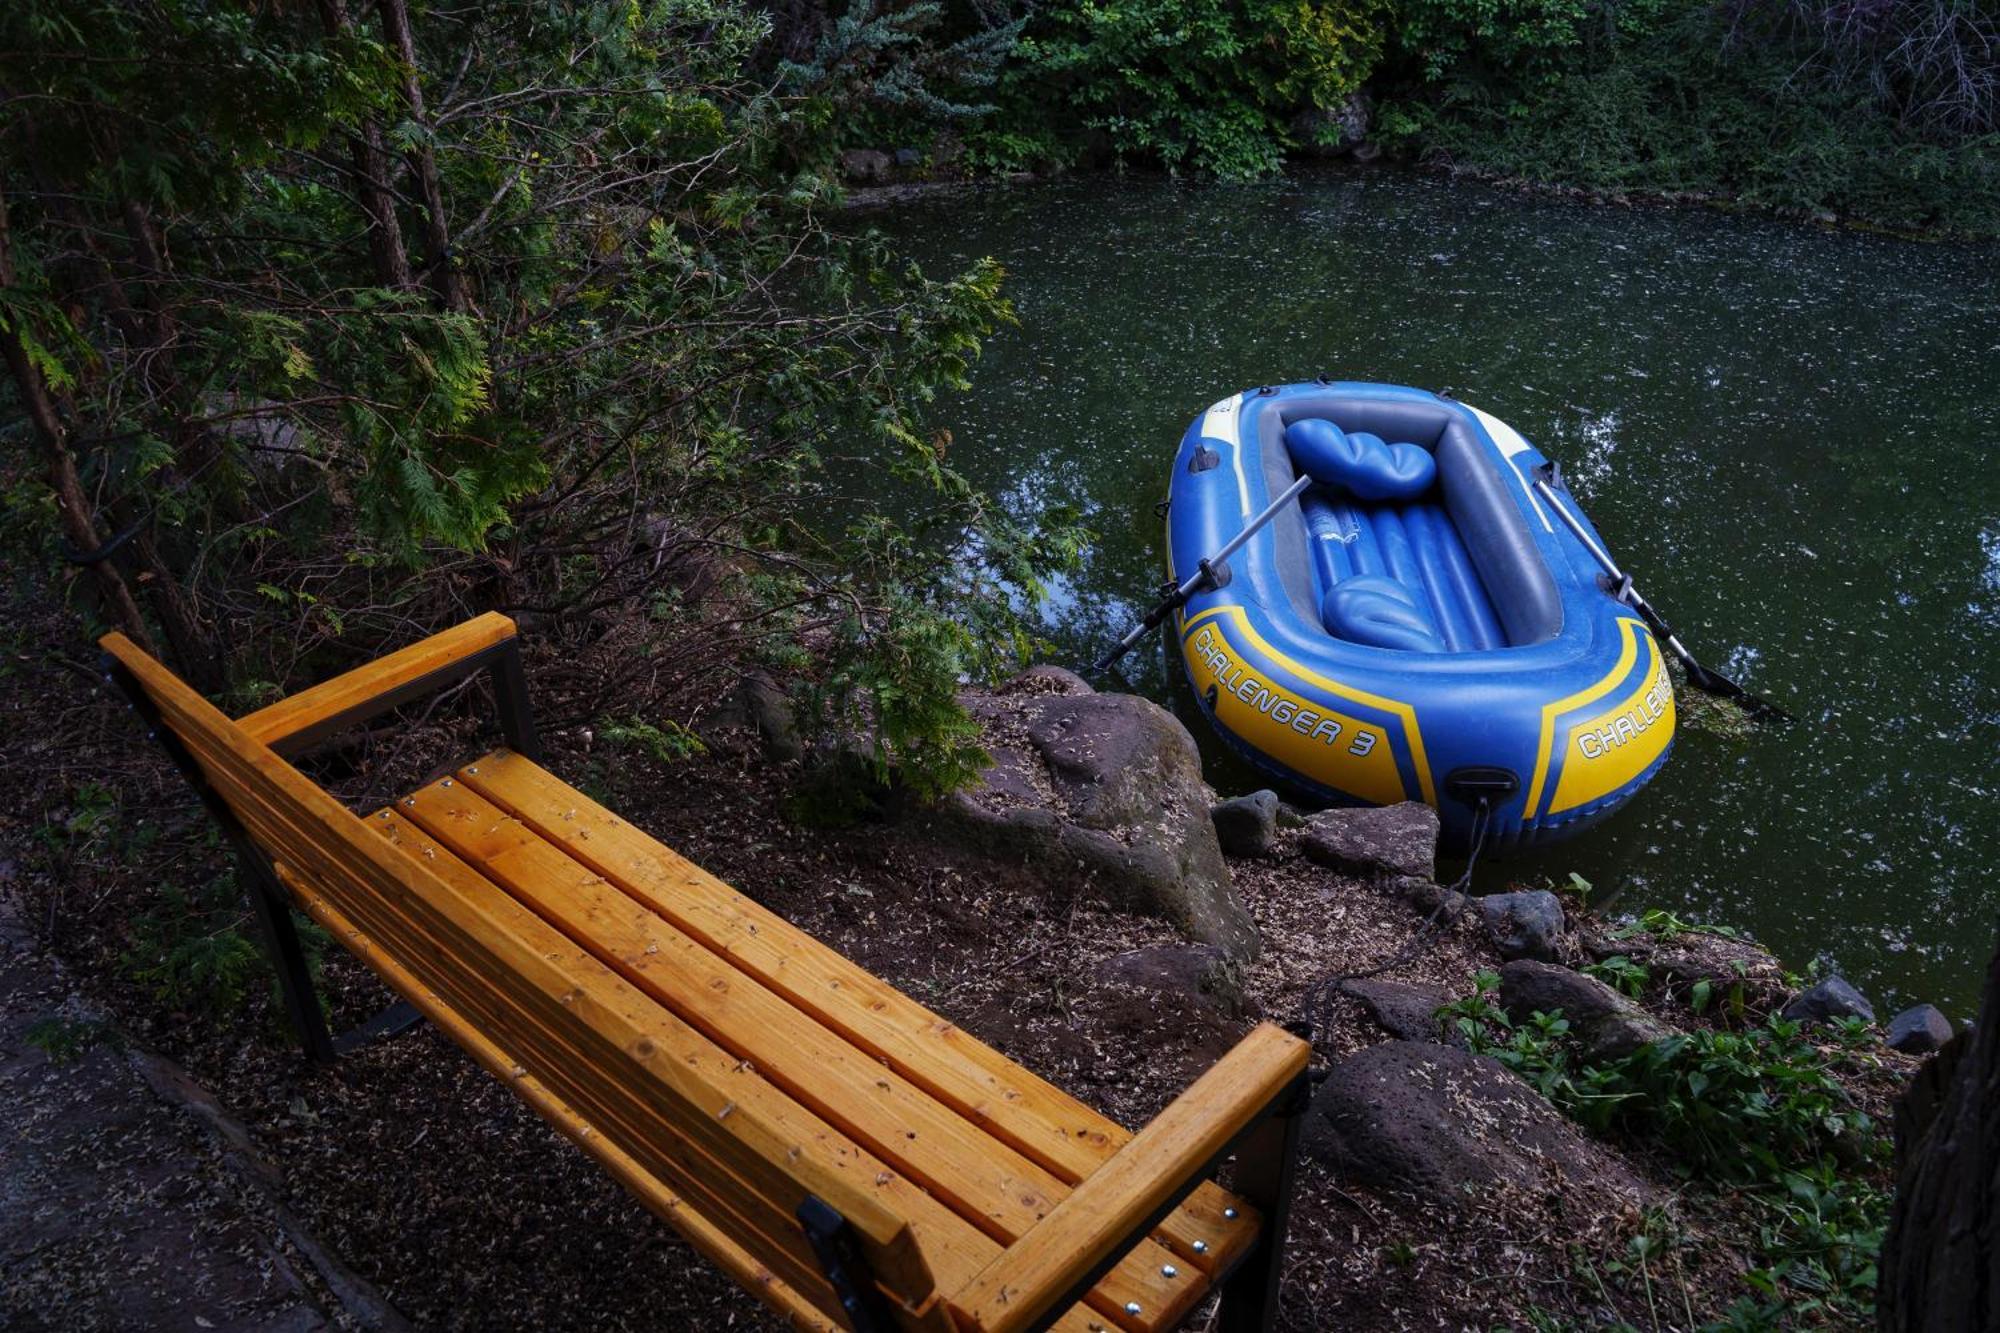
left=0, top=0, right=1081, bottom=791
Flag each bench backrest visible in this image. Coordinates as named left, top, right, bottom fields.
left=100, top=630, right=947, bottom=1328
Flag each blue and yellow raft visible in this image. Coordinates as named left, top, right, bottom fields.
left=1167, top=381, right=1674, bottom=851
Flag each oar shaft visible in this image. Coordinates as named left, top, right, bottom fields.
left=1533, top=478, right=1623, bottom=582
left=1201, top=474, right=1314, bottom=584
left=1095, top=473, right=1314, bottom=671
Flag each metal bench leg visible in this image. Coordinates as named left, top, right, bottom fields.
left=240, top=851, right=338, bottom=1064
left=1217, top=1069, right=1312, bottom=1333
left=799, top=1196, right=899, bottom=1333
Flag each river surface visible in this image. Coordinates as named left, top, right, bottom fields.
left=875, top=169, right=2000, bottom=1015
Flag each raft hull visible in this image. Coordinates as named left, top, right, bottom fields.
left=1166, top=382, right=1674, bottom=851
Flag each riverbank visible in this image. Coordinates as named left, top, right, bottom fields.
left=842, top=146, right=1999, bottom=246
left=809, top=0, right=1999, bottom=241
left=0, top=597, right=1931, bottom=1328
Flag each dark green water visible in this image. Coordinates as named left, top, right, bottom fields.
left=874, top=169, right=2000, bottom=1016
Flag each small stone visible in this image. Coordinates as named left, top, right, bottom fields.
left=738, top=673, right=801, bottom=763
left=1300, top=802, right=1439, bottom=881
left=1210, top=790, right=1279, bottom=859
left=939, top=688, right=1259, bottom=960
left=1093, top=945, right=1246, bottom=1017
left=1885, top=1003, right=1952, bottom=1053
left=1498, top=960, right=1673, bottom=1063
left=1303, top=1040, right=1651, bottom=1206
left=1479, top=890, right=1564, bottom=963
left=996, top=665, right=1093, bottom=697
left=1336, top=978, right=1454, bottom=1044
left=1780, top=976, right=1876, bottom=1026
left=1392, top=875, right=1469, bottom=917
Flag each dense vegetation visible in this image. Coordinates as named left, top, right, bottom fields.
left=791, top=0, right=2000, bottom=231
left=1, top=0, right=1083, bottom=796
left=1445, top=967, right=1890, bottom=1324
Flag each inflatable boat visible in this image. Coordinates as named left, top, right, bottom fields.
left=1166, top=381, right=1674, bottom=851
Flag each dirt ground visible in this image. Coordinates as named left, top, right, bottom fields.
left=0, top=875, right=351, bottom=1332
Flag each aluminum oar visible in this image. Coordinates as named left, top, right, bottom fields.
left=1531, top=468, right=1792, bottom=724
left=1093, top=473, right=1314, bottom=673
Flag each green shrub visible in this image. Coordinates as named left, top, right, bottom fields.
left=123, top=874, right=325, bottom=1025
left=1440, top=970, right=1887, bottom=1318
left=1378, top=0, right=2000, bottom=234
left=982, top=0, right=1390, bottom=178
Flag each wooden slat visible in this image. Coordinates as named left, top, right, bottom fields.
left=457, top=750, right=1263, bottom=1273
left=100, top=633, right=944, bottom=1308
left=947, top=1025, right=1310, bottom=1333
left=235, top=612, right=518, bottom=748
left=278, top=867, right=845, bottom=1333
left=394, top=779, right=1200, bottom=1332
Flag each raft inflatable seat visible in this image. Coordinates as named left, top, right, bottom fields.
left=1166, top=382, right=1675, bottom=851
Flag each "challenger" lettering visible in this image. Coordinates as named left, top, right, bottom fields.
left=1192, top=626, right=1379, bottom=757
left=1575, top=671, right=1672, bottom=759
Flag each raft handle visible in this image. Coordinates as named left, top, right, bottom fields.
left=1444, top=765, right=1520, bottom=808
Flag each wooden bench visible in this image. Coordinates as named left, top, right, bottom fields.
left=101, top=614, right=1312, bottom=1333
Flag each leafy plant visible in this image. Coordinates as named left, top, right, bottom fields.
left=984, top=0, right=1389, bottom=178
left=123, top=874, right=323, bottom=1024
left=1585, top=954, right=1651, bottom=999
left=1441, top=971, right=1889, bottom=1319
left=1613, top=908, right=1742, bottom=942
left=600, top=716, right=709, bottom=764
left=24, top=1015, right=121, bottom=1065
left=2, top=0, right=1088, bottom=802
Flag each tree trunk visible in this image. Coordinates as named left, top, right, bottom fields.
left=1879, top=926, right=2000, bottom=1329
left=376, top=0, right=468, bottom=313
left=318, top=0, right=414, bottom=291
left=0, top=186, right=158, bottom=655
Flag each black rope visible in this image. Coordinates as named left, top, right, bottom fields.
left=1301, top=796, right=1494, bottom=1039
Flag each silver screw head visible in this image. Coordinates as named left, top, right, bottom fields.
left=441, top=778, right=454, bottom=787
left=1223, top=1207, right=1239, bottom=1220
left=467, top=765, right=479, bottom=774
left=1123, top=1303, right=1142, bottom=1316
left=402, top=797, right=415, bottom=806
left=1161, top=1264, right=1178, bottom=1278
left=1192, top=1240, right=1208, bottom=1254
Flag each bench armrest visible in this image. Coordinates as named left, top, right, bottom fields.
left=944, top=1022, right=1310, bottom=1333
left=236, top=612, right=537, bottom=757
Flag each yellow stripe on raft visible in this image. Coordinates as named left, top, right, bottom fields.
left=1546, top=628, right=1675, bottom=816
left=1522, top=617, right=1645, bottom=819
left=1178, top=606, right=1434, bottom=807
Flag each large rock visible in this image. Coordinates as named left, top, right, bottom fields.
left=1498, top=961, right=1673, bottom=1063
left=1306, top=1041, right=1650, bottom=1207
left=838, top=148, right=892, bottom=184
left=1300, top=802, right=1438, bottom=882
left=940, top=684, right=1259, bottom=960
left=1582, top=922, right=1789, bottom=1011
left=1338, top=978, right=1453, bottom=1045
left=1210, top=790, right=1279, bottom=859
left=1886, top=1004, right=1952, bottom=1054
left=1093, top=944, right=1246, bottom=1017
left=1782, top=976, right=1876, bottom=1026
left=1480, top=890, right=1564, bottom=962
